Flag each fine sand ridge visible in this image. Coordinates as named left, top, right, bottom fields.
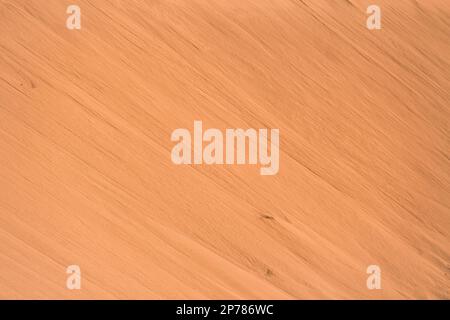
left=0, top=0, right=449, bottom=298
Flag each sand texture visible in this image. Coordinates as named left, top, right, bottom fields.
left=0, top=0, right=449, bottom=299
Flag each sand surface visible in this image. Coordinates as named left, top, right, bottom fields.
left=0, top=0, right=449, bottom=299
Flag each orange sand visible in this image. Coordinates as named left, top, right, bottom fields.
left=0, top=0, right=449, bottom=299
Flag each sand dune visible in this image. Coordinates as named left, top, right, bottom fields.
left=0, top=0, right=449, bottom=299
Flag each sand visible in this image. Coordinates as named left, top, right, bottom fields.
left=0, top=0, right=449, bottom=299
